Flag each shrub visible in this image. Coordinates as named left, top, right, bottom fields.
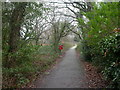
left=2, top=44, right=60, bottom=88
left=98, top=33, right=120, bottom=88
left=79, top=33, right=120, bottom=88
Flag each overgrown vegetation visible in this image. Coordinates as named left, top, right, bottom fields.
left=2, top=1, right=120, bottom=88
left=2, top=2, right=73, bottom=88
left=76, top=2, right=120, bottom=88
left=3, top=45, right=53, bottom=88
left=3, top=42, right=72, bottom=88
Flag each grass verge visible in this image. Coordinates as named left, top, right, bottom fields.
left=2, top=42, right=73, bottom=88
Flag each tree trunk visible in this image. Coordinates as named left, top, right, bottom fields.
left=36, top=38, right=39, bottom=45
left=6, top=2, right=27, bottom=67
left=54, top=36, right=60, bottom=53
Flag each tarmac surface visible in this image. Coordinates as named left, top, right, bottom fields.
left=35, top=45, right=88, bottom=88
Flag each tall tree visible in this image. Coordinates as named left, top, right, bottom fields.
left=8, top=2, right=27, bottom=53
left=3, top=2, right=27, bottom=67
left=52, top=21, right=71, bottom=52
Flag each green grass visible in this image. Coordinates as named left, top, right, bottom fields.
left=2, top=45, right=59, bottom=88
left=3, top=42, right=74, bottom=88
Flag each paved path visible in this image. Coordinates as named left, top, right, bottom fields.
left=35, top=45, right=88, bottom=88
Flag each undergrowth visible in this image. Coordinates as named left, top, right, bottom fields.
left=2, top=42, right=72, bottom=88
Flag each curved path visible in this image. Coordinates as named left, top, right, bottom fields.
left=35, top=45, right=88, bottom=88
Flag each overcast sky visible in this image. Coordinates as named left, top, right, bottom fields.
left=2, top=0, right=120, bottom=2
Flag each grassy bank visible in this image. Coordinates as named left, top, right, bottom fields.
left=2, top=42, right=73, bottom=88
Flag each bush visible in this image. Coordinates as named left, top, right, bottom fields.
left=98, top=33, right=120, bottom=88
left=77, top=41, right=93, bottom=62
left=78, top=33, right=120, bottom=88
left=2, top=44, right=60, bottom=88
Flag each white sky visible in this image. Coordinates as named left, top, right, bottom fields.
left=39, top=0, right=120, bottom=3
left=2, top=0, right=120, bottom=2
